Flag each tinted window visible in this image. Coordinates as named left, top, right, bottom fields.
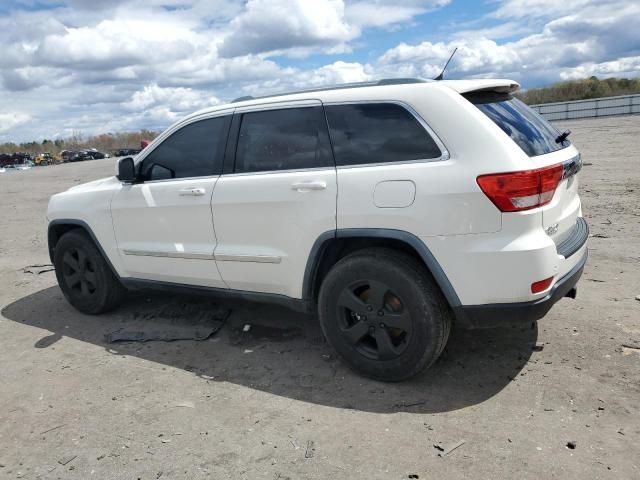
left=235, top=107, right=333, bottom=173
left=325, top=103, right=442, bottom=166
left=140, top=116, right=230, bottom=181
left=465, top=92, right=569, bottom=157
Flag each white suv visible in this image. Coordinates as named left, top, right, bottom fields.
left=47, top=78, right=588, bottom=381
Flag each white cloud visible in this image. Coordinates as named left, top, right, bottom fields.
left=219, top=0, right=356, bottom=57
left=0, top=0, right=638, bottom=143
left=35, top=19, right=199, bottom=69
left=126, top=84, right=219, bottom=112
left=0, top=113, right=31, bottom=133
left=560, top=55, right=640, bottom=80
left=379, top=38, right=520, bottom=78
left=378, top=1, right=640, bottom=84
left=345, top=0, right=450, bottom=29
left=492, top=0, right=592, bottom=19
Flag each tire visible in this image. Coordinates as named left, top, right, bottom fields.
left=53, top=229, right=126, bottom=314
left=318, top=248, right=452, bottom=382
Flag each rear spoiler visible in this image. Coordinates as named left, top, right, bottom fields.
left=441, top=79, right=520, bottom=95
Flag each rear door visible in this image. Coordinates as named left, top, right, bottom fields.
left=211, top=101, right=337, bottom=298
left=111, top=114, right=231, bottom=287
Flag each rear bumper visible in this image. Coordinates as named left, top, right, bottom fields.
left=453, top=249, right=587, bottom=329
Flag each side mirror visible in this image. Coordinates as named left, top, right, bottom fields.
left=117, top=157, right=136, bottom=183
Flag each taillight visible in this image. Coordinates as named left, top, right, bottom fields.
left=477, top=164, right=563, bottom=212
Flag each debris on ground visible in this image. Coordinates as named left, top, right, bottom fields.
left=21, top=264, right=54, bottom=274
left=533, top=342, right=545, bottom=352
left=40, top=424, right=64, bottom=435
left=393, top=400, right=426, bottom=408
left=621, top=344, right=640, bottom=356
left=175, top=401, right=195, bottom=408
left=243, top=324, right=251, bottom=332
left=105, top=323, right=223, bottom=343
left=57, top=455, right=77, bottom=466
left=566, top=441, right=577, bottom=450
left=304, top=440, right=315, bottom=459
left=105, top=300, right=229, bottom=343
left=635, top=295, right=640, bottom=301
left=434, top=440, right=466, bottom=457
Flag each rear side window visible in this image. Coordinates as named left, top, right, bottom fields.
left=465, top=92, right=569, bottom=157
left=235, top=106, right=333, bottom=173
left=324, top=103, right=442, bottom=166
left=139, top=116, right=230, bottom=181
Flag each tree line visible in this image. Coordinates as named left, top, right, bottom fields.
left=0, top=129, right=160, bottom=155
left=516, top=76, right=640, bottom=105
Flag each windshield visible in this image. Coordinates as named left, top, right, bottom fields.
left=465, top=92, right=570, bottom=157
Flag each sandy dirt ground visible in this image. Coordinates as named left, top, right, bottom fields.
left=0, top=115, right=638, bottom=479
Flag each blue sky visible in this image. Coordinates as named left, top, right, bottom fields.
left=1, top=0, right=639, bottom=142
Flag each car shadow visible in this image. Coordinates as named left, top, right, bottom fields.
left=2, top=286, right=537, bottom=414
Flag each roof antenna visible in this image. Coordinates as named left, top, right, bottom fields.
left=434, top=47, right=458, bottom=81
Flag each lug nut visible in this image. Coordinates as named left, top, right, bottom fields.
left=377, top=310, right=384, bottom=316
left=366, top=305, right=373, bottom=312
left=379, top=323, right=386, bottom=328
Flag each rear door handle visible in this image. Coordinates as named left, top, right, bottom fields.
left=179, top=187, right=206, bottom=196
left=291, top=181, right=327, bottom=191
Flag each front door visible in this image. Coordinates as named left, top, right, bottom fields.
left=111, top=114, right=231, bottom=287
left=211, top=103, right=337, bottom=298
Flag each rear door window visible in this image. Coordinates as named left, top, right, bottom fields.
left=465, top=92, right=569, bottom=157
left=234, top=106, right=333, bottom=173
left=324, top=103, right=442, bottom=166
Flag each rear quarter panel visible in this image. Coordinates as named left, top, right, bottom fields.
left=329, top=83, right=531, bottom=237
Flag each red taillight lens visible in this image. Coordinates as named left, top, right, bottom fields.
left=531, top=277, right=554, bottom=294
left=477, top=164, right=563, bottom=212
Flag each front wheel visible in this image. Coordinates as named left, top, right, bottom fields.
left=318, top=248, right=451, bottom=382
left=53, top=229, right=126, bottom=314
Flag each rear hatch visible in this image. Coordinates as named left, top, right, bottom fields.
left=464, top=90, right=582, bottom=247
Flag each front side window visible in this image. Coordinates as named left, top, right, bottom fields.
left=324, top=103, right=442, bottom=166
left=464, top=92, right=569, bottom=157
left=139, top=116, right=231, bottom=181
left=234, top=106, right=333, bottom=173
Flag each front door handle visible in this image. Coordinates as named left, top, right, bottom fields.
left=291, top=181, right=327, bottom=192
left=179, top=187, right=206, bottom=196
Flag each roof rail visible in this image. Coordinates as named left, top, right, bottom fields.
left=230, top=78, right=428, bottom=103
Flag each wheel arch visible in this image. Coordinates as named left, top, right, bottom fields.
left=303, top=228, right=461, bottom=308
left=47, top=219, right=120, bottom=279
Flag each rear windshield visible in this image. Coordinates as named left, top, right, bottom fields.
left=464, top=92, right=569, bottom=157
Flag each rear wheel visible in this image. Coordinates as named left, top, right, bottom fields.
left=318, top=248, right=451, bottom=381
left=53, top=229, right=125, bottom=314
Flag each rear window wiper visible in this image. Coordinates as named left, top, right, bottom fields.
left=555, top=129, right=571, bottom=144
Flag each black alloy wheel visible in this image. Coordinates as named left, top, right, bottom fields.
left=336, top=280, right=411, bottom=361
left=53, top=229, right=125, bottom=314
left=61, top=247, right=98, bottom=298
left=318, top=248, right=452, bottom=381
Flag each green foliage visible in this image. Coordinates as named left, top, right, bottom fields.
left=0, top=129, right=160, bottom=155
left=516, top=76, right=640, bottom=105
